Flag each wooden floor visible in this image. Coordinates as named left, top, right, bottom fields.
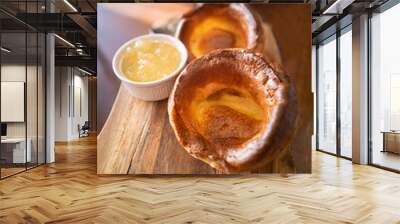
left=0, top=136, right=400, bottom=223
left=1, top=163, right=45, bottom=178
left=373, top=150, right=400, bottom=171
left=1, top=167, right=26, bottom=178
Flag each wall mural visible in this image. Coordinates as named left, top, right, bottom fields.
left=97, top=3, right=312, bottom=174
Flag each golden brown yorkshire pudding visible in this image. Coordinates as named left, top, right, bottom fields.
left=168, top=49, right=298, bottom=173
left=176, top=3, right=264, bottom=60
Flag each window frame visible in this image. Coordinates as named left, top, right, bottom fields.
left=315, top=24, right=353, bottom=161
left=0, top=0, right=48, bottom=180
left=367, top=0, right=400, bottom=173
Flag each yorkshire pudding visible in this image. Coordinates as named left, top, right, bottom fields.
left=177, top=4, right=264, bottom=60
left=168, top=49, right=298, bottom=173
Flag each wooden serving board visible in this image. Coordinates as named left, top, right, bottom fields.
left=97, top=86, right=218, bottom=174
left=98, top=85, right=295, bottom=174
left=97, top=4, right=312, bottom=175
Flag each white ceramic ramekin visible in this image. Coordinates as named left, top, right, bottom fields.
left=112, top=34, right=188, bottom=101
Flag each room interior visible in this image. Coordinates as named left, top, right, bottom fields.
left=0, top=29, right=46, bottom=177
left=0, top=0, right=96, bottom=179
left=313, top=0, right=400, bottom=172
left=0, top=0, right=399, bottom=223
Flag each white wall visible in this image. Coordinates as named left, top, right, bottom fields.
left=1, top=64, right=46, bottom=164
left=55, top=67, right=70, bottom=141
left=54, top=67, right=89, bottom=141
left=1, top=65, right=27, bottom=147
left=1, top=65, right=35, bottom=138
left=1, top=82, right=25, bottom=122
left=72, top=73, right=89, bottom=138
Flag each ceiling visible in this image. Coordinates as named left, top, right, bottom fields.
left=0, top=0, right=99, bottom=73
left=0, top=0, right=393, bottom=74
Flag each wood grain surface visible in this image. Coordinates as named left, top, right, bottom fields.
left=97, top=4, right=312, bottom=174
left=3, top=137, right=400, bottom=223
left=98, top=87, right=217, bottom=174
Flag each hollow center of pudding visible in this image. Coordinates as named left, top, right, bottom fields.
left=199, top=28, right=235, bottom=54
left=188, top=16, right=247, bottom=57
left=191, top=87, right=265, bottom=146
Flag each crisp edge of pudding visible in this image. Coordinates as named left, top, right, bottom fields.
left=168, top=49, right=298, bottom=173
left=177, top=3, right=265, bottom=60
